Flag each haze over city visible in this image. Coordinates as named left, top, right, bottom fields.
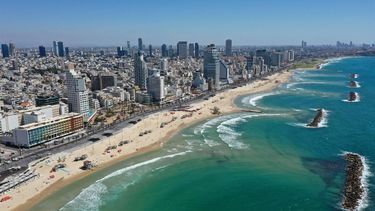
left=1, top=0, right=374, bottom=47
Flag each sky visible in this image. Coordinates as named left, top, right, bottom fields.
left=0, top=0, right=374, bottom=47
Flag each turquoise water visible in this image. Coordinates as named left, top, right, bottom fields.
left=32, top=57, right=375, bottom=211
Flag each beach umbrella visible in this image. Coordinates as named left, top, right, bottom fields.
left=1, top=195, right=11, bottom=202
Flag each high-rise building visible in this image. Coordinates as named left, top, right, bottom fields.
left=219, top=60, right=230, bottom=82
left=134, top=51, right=148, bottom=90
left=168, top=45, right=174, bottom=57
left=161, top=44, right=168, bottom=57
left=225, top=39, right=232, bottom=56
left=287, top=50, right=295, bottom=62
left=256, top=49, right=271, bottom=66
left=117, top=46, right=126, bottom=57
left=39, top=45, right=46, bottom=57
left=160, top=58, right=168, bottom=71
left=147, top=72, right=165, bottom=102
left=177, top=41, right=188, bottom=59
left=271, top=52, right=282, bottom=67
left=127, top=41, right=131, bottom=50
left=8, top=43, right=15, bottom=56
left=194, top=43, right=199, bottom=58
left=57, top=41, right=64, bottom=57
left=149, top=44, right=153, bottom=56
left=91, top=72, right=118, bottom=91
left=138, top=38, right=143, bottom=50
left=117, top=46, right=122, bottom=56
left=1, top=44, right=9, bottom=58
left=203, top=44, right=221, bottom=90
left=66, top=69, right=90, bottom=117
left=65, top=47, right=70, bottom=58
left=301, top=40, right=307, bottom=48
left=188, top=43, right=195, bottom=57
left=52, top=41, right=58, bottom=56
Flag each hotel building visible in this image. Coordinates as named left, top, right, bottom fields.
left=2, top=113, right=84, bottom=147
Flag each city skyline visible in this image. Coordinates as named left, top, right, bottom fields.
left=0, top=0, right=374, bottom=47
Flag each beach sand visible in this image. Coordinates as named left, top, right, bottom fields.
left=1, top=70, right=293, bottom=211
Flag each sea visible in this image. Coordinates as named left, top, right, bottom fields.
left=31, top=56, right=375, bottom=211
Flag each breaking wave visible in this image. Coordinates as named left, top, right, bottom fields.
left=60, top=151, right=190, bottom=211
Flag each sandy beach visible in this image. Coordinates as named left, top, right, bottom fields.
left=1, top=70, right=294, bottom=211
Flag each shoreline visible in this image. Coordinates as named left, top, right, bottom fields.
left=2, top=68, right=298, bottom=211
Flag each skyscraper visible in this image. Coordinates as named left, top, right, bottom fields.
left=161, top=44, right=168, bottom=57
left=225, top=39, right=232, bottom=56
left=57, top=41, right=64, bottom=57
left=189, top=43, right=195, bottom=57
left=147, top=71, right=165, bottom=102
left=203, top=44, right=221, bottom=90
left=256, top=49, right=271, bottom=66
left=177, top=41, right=188, bottom=59
left=66, top=69, right=90, bottom=117
left=301, top=40, right=307, bottom=48
left=138, top=38, right=143, bottom=51
left=149, top=44, right=153, bottom=57
left=134, top=51, right=148, bottom=90
left=271, top=52, right=282, bottom=67
left=168, top=45, right=174, bottom=57
left=219, top=60, right=230, bottom=83
left=65, top=47, right=70, bottom=58
left=52, top=41, right=58, bottom=56
left=127, top=41, right=131, bottom=50
left=8, top=43, right=15, bottom=56
left=1, top=44, right=9, bottom=58
left=288, top=50, right=295, bottom=61
left=39, top=45, right=46, bottom=57
left=160, top=58, right=168, bottom=72
left=194, top=43, right=199, bottom=58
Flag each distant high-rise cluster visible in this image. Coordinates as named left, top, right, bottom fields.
left=117, top=46, right=127, bottom=57
left=301, top=40, right=307, bottom=48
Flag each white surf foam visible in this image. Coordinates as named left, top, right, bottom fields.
left=61, top=151, right=190, bottom=211
left=348, top=81, right=361, bottom=88
left=216, top=113, right=284, bottom=149
left=289, top=109, right=329, bottom=128
left=320, top=57, right=348, bottom=69
left=242, top=92, right=279, bottom=107
left=181, top=133, right=194, bottom=137
left=194, top=115, right=241, bottom=147
left=98, top=151, right=190, bottom=182
left=60, top=182, right=108, bottom=211
left=286, top=81, right=343, bottom=89
left=217, top=121, right=247, bottom=150
left=342, top=92, right=360, bottom=103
